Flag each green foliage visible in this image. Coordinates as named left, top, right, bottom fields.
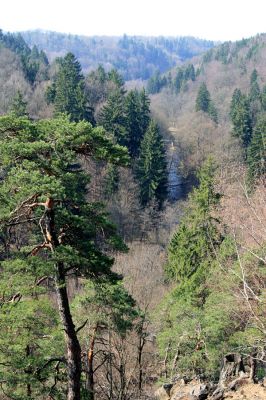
left=125, top=90, right=145, bottom=158
left=147, top=71, right=167, bottom=94
left=9, top=91, right=28, bottom=117
left=0, top=299, right=64, bottom=399
left=261, top=85, right=266, bottom=111
left=99, top=87, right=151, bottom=158
left=230, top=89, right=252, bottom=148
left=166, top=158, right=222, bottom=292
left=0, top=30, right=49, bottom=84
left=147, top=63, right=196, bottom=95
left=98, top=88, right=128, bottom=146
left=22, top=31, right=215, bottom=81
left=46, top=52, right=94, bottom=123
left=74, top=279, right=137, bottom=335
left=136, top=120, right=168, bottom=208
left=195, top=83, right=218, bottom=123
left=247, top=114, right=266, bottom=182
left=0, top=113, right=130, bottom=395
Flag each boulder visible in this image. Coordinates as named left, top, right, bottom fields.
left=190, top=383, right=209, bottom=399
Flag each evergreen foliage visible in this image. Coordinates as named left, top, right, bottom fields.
left=136, top=120, right=168, bottom=208
left=247, top=115, right=266, bottom=182
left=98, top=89, right=128, bottom=146
left=21, top=30, right=215, bottom=81
left=166, top=159, right=222, bottom=291
left=46, top=52, right=94, bottom=123
left=0, top=113, right=129, bottom=398
left=9, top=91, right=28, bottom=117
left=125, top=90, right=144, bottom=158
left=195, top=83, right=218, bottom=123
left=147, top=63, right=196, bottom=95
left=0, top=30, right=49, bottom=84
left=99, top=87, right=151, bottom=158
left=230, top=90, right=252, bottom=148
left=195, top=82, right=211, bottom=113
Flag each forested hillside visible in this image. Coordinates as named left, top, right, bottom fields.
left=21, top=30, right=215, bottom=80
left=0, top=28, right=265, bottom=400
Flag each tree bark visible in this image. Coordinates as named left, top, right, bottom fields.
left=87, top=324, right=98, bottom=400
left=44, top=200, right=82, bottom=400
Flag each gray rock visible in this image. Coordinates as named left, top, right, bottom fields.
left=190, top=383, right=209, bottom=399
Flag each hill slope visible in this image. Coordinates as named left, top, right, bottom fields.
left=21, top=30, right=215, bottom=80
left=150, top=33, right=266, bottom=174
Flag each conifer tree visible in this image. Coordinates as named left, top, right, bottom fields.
left=46, top=53, right=94, bottom=123
left=138, top=89, right=151, bottom=136
left=10, top=90, right=28, bottom=117
left=125, top=90, right=143, bottom=158
left=196, top=83, right=218, bottom=123
left=195, top=82, right=211, bottom=113
left=247, top=115, right=266, bottom=182
left=98, top=89, right=128, bottom=146
left=0, top=114, right=129, bottom=400
left=261, top=85, right=266, bottom=111
left=137, top=120, right=168, bottom=208
left=249, top=69, right=261, bottom=103
left=166, top=158, right=222, bottom=292
left=230, top=90, right=252, bottom=148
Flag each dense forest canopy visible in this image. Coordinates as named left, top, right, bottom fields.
left=20, top=30, right=215, bottom=79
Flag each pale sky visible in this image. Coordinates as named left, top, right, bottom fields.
left=0, top=0, right=265, bottom=41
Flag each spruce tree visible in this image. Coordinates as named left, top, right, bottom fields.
left=46, top=53, right=94, bottom=123
left=195, top=82, right=211, bottom=113
left=249, top=69, right=261, bottom=103
left=166, top=158, right=222, bottom=292
left=137, top=120, right=168, bottom=208
left=261, top=85, right=266, bottom=111
left=138, top=89, right=151, bottom=136
left=247, top=115, right=266, bottom=183
left=98, top=89, right=128, bottom=146
left=196, top=83, right=218, bottom=123
left=230, top=90, right=252, bottom=148
left=125, top=90, right=143, bottom=158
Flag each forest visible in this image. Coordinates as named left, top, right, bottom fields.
left=0, top=28, right=265, bottom=400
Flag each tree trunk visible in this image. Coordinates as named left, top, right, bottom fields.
left=55, top=262, right=81, bottom=400
left=87, top=325, right=98, bottom=400
left=44, top=200, right=82, bottom=400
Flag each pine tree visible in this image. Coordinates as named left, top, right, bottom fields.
left=0, top=114, right=129, bottom=399
left=46, top=52, right=94, bottom=123
left=137, top=120, right=168, bottom=208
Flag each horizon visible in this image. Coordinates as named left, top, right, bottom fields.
left=1, top=0, right=266, bottom=42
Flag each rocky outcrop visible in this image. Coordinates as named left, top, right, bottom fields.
left=155, top=353, right=266, bottom=400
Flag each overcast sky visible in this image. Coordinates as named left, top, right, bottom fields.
left=0, top=0, right=265, bottom=41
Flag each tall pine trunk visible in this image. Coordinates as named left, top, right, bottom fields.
left=55, top=262, right=81, bottom=400
left=45, top=200, right=82, bottom=400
